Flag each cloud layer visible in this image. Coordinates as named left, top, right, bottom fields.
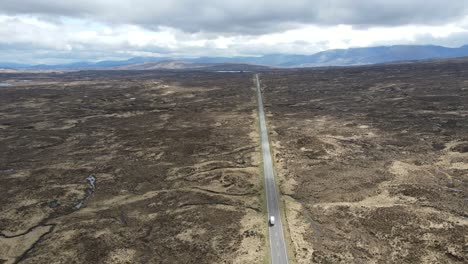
left=1, top=1, right=468, bottom=63
left=2, top=0, right=468, bottom=34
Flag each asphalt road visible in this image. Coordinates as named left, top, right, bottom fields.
left=255, top=74, right=290, bottom=264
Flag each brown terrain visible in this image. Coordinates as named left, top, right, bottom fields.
left=0, top=71, right=266, bottom=264
left=1, top=58, right=468, bottom=264
left=262, top=61, right=468, bottom=263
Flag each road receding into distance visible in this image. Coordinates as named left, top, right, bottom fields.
left=255, top=74, right=290, bottom=264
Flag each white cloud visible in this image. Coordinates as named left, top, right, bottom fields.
left=0, top=1, right=468, bottom=63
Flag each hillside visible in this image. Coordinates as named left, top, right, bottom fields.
left=3, top=45, right=468, bottom=70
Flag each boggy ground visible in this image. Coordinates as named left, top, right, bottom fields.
left=0, top=71, right=265, bottom=263
left=262, top=61, right=468, bottom=263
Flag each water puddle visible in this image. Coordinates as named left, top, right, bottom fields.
left=74, top=174, right=97, bottom=210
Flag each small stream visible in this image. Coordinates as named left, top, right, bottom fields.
left=74, top=174, right=96, bottom=210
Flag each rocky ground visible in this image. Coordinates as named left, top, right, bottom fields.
left=262, top=60, right=468, bottom=263
left=0, top=71, right=266, bottom=264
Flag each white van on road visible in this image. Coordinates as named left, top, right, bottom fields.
left=269, top=216, right=275, bottom=226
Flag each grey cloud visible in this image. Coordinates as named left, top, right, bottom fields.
left=2, top=0, right=468, bottom=64
left=0, top=45, right=167, bottom=64
left=1, top=0, right=467, bottom=34
left=411, top=32, right=468, bottom=47
left=357, top=31, right=468, bottom=49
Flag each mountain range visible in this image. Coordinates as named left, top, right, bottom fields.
left=3, top=44, right=468, bottom=70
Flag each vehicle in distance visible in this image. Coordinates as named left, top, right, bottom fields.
left=269, top=216, right=275, bottom=226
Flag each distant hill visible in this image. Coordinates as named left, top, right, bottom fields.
left=103, top=61, right=272, bottom=71
left=282, top=45, right=468, bottom=67
left=205, top=45, right=468, bottom=67
left=114, top=60, right=208, bottom=70
left=3, top=44, right=468, bottom=70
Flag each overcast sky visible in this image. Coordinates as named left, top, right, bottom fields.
left=2, top=0, right=468, bottom=64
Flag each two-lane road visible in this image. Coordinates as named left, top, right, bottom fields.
left=255, top=74, right=289, bottom=264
